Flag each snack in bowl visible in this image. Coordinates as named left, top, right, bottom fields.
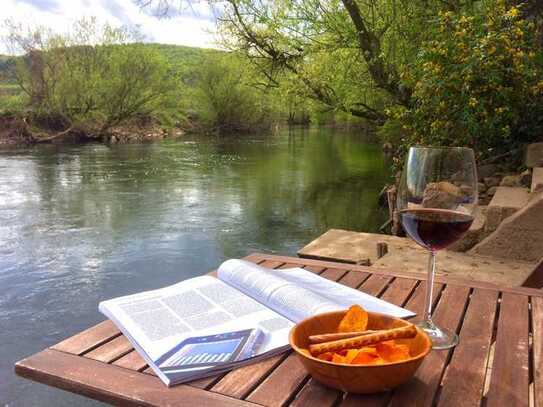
left=289, top=305, right=431, bottom=393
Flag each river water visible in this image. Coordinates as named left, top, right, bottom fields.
left=0, top=127, right=390, bottom=406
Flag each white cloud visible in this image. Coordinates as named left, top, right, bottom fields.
left=0, top=0, right=219, bottom=53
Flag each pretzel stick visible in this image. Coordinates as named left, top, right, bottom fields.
left=308, top=330, right=377, bottom=344
left=309, top=324, right=417, bottom=355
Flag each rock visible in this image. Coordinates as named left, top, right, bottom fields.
left=449, top=206, right=488, bottom=252
left=470, top=191, right=543, bottom=262
left=110, top=135, right=118, bottom=143
left=478, top=164, right=500, bottom=180
left=525, top=142, right=543, bottom=167
left=422, top=181, right=462, bottom=209
left=500, top=174, right=522, bottom=187
left=484, top=176, right=501, bottom=188
left=478, top=182, right=487, bottom=194
left=484, top=186, right=530, bottom=233
left=520, top=169, right=532, bottom=187
left=486, top=186, right=498, bottom=197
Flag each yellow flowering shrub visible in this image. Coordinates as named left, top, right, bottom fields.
left=385, top=1, right=543, bottom=165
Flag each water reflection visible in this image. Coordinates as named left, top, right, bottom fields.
left=0, top=127, right=389, bottom=405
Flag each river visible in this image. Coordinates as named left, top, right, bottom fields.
left=0, top=127, right=390, bottom=406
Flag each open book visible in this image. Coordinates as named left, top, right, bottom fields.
left=99, top=259, right=415, bottom=386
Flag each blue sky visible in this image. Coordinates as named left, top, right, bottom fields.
left=1, top=0, right=218, bottom=53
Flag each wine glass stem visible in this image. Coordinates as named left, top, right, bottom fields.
left=424, top=251, right=436, bottom=323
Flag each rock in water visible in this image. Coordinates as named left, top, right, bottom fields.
left=422, top=182, right=462, bottom=209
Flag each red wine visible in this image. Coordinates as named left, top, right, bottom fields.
left=400, top=208, right=474, bottom=251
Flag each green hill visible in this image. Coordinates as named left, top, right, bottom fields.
left=0, top=43, right=223, bottom=87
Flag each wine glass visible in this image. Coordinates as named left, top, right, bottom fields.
left=397, top=147, right=477, bottom=349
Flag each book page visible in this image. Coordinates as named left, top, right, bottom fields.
left=99, top=275, right=292, bottom=364
left=217, top=260, right=414, bottom=322
left=218, top=260, right=347, bottom=322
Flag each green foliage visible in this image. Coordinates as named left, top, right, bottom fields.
left=3, top=19, right=181, bottom=133
left=387, top=1, right=543, bottom=165
left=192, top=53, right=276, bottom=132
left=0, top=91, right=26, bottom=113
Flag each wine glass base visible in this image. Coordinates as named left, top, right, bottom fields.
left=416, top=320, right=458, bottom=350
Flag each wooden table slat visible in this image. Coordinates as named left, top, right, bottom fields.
left=15, top=349, right=260, bottom=407
left=487, top=293, right=530, bottom=407
left=357, top=274, right=394, bottom=297
left=289, top=378, right=342, bottom=407
left=533, top=296, right=543, bottom=407
left=389, top=284, right=471, bottom=407
left=84, top=334, right=133, bottom=363
left=111, top=349, right=148, bottom=371
left=436, top=289, right=498, bottom=406
left=50, top=320, right=120, bottom=355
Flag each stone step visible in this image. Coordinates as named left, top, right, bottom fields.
left=470, top=191, right=543, bottom=263
left=485, top=186, right=531, bottom=232
left=372, top=247, right=534, bottom=287
left=531, top=167, right=543, bottom=193
left=298, top=228, right=537, bottom=287
left=448, top=205, right=487, bottom=252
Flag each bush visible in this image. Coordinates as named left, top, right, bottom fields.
left=387, top=1, right=543, bottom=166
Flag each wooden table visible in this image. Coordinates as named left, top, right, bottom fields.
left=15, top=253, right=543, bottom=407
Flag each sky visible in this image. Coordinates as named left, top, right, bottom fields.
left=0, top=0, right=219, bottom=53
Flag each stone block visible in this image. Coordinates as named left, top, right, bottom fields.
left=525, top=142, right=543, bottom=167
left=297, top=229, right=423, bottom=265
left=484, top=186, right=530, bottom=233
left=470, top=191, right=543, bottom=262
left=449, top=205, right=487, bottom=252
left=531, top=167, right=543, bottom=193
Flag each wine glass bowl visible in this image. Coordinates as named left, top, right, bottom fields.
left=397, top=147, right=477, bottom=349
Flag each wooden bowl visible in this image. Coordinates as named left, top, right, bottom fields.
left=289, top=310, right=431, bottom=394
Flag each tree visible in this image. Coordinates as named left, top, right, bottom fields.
left=3, top=18, right=180, bottom=138
left=194, top=52, right=275, bottom=132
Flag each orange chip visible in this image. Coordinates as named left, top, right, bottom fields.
left=332, top=353, right=346, bottom=364
left=376, top=341, right=411, bottom=362
left=337, top=305, right=368, bottom=333
left=351, top=348, right=379, bottom=365
left=316, top=352, right=334, bottom=362
left=343, top=349, right=360, bottom=364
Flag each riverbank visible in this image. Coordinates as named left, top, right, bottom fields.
left=0, top=113, right=185, bottom=146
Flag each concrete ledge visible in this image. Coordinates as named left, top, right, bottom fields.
left=485, top=186, right=530, bottom=232
left=297, top=229, right=422, bottom=265
left=470, top=191, right=543, bottom=263
left=298, top=228, right=536, bottom=287
left=372, top=248, right=534, bottom=287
